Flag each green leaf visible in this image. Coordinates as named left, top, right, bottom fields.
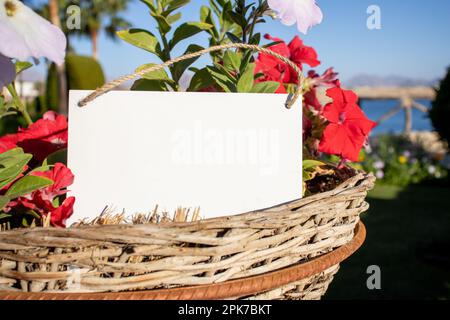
left=117, top=29, right=161, bottom=54
left=30, top=165, right=53, bottom=174
left=140, top=0, right=157, bottom=12
left=43, top=149, right=67, bottom=166
left=6, top=176, right=54, bottom=199
left=163, top=0, right=190, bottom=16
left=227, top=11, right=247, bottom=29
left=170, top=22, right=212, bottom=49
left=0, top=212, right=11, bottom=220
left=207, top=66, right=236, bottom=92
left=221, top=1, right=235, bottom=30
left=226, top=32, right=242, bottom=44
left=26, top=209, right=40, bottom=220
left=131, top=79, right=168, bottom=91
left=15, top=61, right=33, bottom=75
left=223, top=51, right=241, bottom=72
left=200, top=6, right=219, bottom=38
left=0, top=148, right=25, bottom=161
left=250, top=33, right=261, bottom=45
left=135, top=64, right=172, bottom=84
left=166, top=12, right=182, bottom=24
left=0, top=196, right=10, bottom=211
left=237, top=63, right=255, bottom=93
left=172, top=44, right=204, bottom=83
left=0, top=150, right=32, bottom=190
left=187, top=68, right=214, bottom=92
left=151, top=13, right=172, bottom=34
left=303, top=160, right=325, bottom=170
left=250, top=81, right=280, bottom=94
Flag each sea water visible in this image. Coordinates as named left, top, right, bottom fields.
left=361, top=99, right=433, bottom=135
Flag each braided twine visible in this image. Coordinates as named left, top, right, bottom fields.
left=78, top=43, right=304, bottom=108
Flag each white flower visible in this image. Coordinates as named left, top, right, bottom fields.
left=268, top=0, right=323, bottom=34
left=0, top=0, right=66, bottom=65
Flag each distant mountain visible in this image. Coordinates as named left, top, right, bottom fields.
left=345, top=74, right=439, bottom=88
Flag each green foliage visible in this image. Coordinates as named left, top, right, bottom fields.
left=65, top=55, right=106, bottom=90
left=118, top=0, right=210, bottom=91
left=430, top=67, right=450, bottom=148
left=117, top=29, right=162, bottom=53
left=302, top=160, right=325, bottom=196
left=361, top=134, right=448, bottom=187
left=46, top=54, right=106, bottom=109
left=45, top=63, right=59, bottom=111
left=188, top=1, right=278, bottom=93
left=0, top=148, right=32, bottom=190
left=118, top=0, right=275, bottom=94
left=193, top=51, right=279, bottom=94
left=43, top=149, right=68, bottom=167
left=5, top=176, right=53, bottom=200
left=0, top=148, right=54, bottom=211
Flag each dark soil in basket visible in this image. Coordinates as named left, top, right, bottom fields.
left=306, top=165, right=357, bottom=195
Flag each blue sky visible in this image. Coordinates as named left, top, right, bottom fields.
left=31, top=0, right=450, bottom=83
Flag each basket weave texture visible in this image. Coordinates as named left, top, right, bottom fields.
left=0, top=173, right=374, bottom=299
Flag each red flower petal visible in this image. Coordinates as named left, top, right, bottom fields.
left=49, top=197, right=75, bottom=228
left=32, top=163, right=75, bottom=201
left=0, top=113, right=68, bottom=161
left=319, top=87, right=376, bottom=161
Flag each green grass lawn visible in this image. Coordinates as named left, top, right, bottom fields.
left=325, top=183, right=450, bottom=300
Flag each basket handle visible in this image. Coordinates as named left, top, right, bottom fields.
left=78, top=43, right=304, bottom=109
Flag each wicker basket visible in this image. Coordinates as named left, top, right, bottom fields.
left=0, top=44, right=375, bottom=300
left=0, top=173, right=374, bottom=300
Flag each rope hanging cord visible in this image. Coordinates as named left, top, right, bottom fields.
left=78, top=43, right=305, bottom=109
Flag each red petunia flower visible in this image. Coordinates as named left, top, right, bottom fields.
left=49, top=197, right=75, bottom=228
left=318, top=87, right=377, bottom=162
left=4, top=163, right=75, bottom=228
left=31, top=163, right=75, bottom=202
left=304, top=68, right=340, bottom=111
left=255, top=34, right=320, bottom=90
left=0, top=140, right=16, bottom=154
left=0, top=111, right=68, bottom=161
left=288, top=36, right=320, bottom=75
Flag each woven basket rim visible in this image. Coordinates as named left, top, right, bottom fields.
left=0, top=222, right=366, bottom=300
left=0, top=172, right=375, bottom=237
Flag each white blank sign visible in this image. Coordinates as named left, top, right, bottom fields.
left=68, top=91, right=302, bottom=223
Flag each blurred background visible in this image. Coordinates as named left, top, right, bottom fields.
left=6, top=0, right=450, bottom=299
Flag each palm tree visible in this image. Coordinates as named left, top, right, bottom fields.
left=48, top=0, right=68, bottom=115
left=77, top=0, right=131, bottom=59
left=25, top=0, right=131, bottom=59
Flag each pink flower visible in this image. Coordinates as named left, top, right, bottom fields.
left=268, top=0, right=323, bottom=34
left=0, top=0, right=66, bottom=65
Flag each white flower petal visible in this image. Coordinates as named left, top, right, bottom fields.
left=0, top=0, right=66, bottom=65
left=268, top=0, right=323, bottom=34
left=0, top=53, right=15, bottom=88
